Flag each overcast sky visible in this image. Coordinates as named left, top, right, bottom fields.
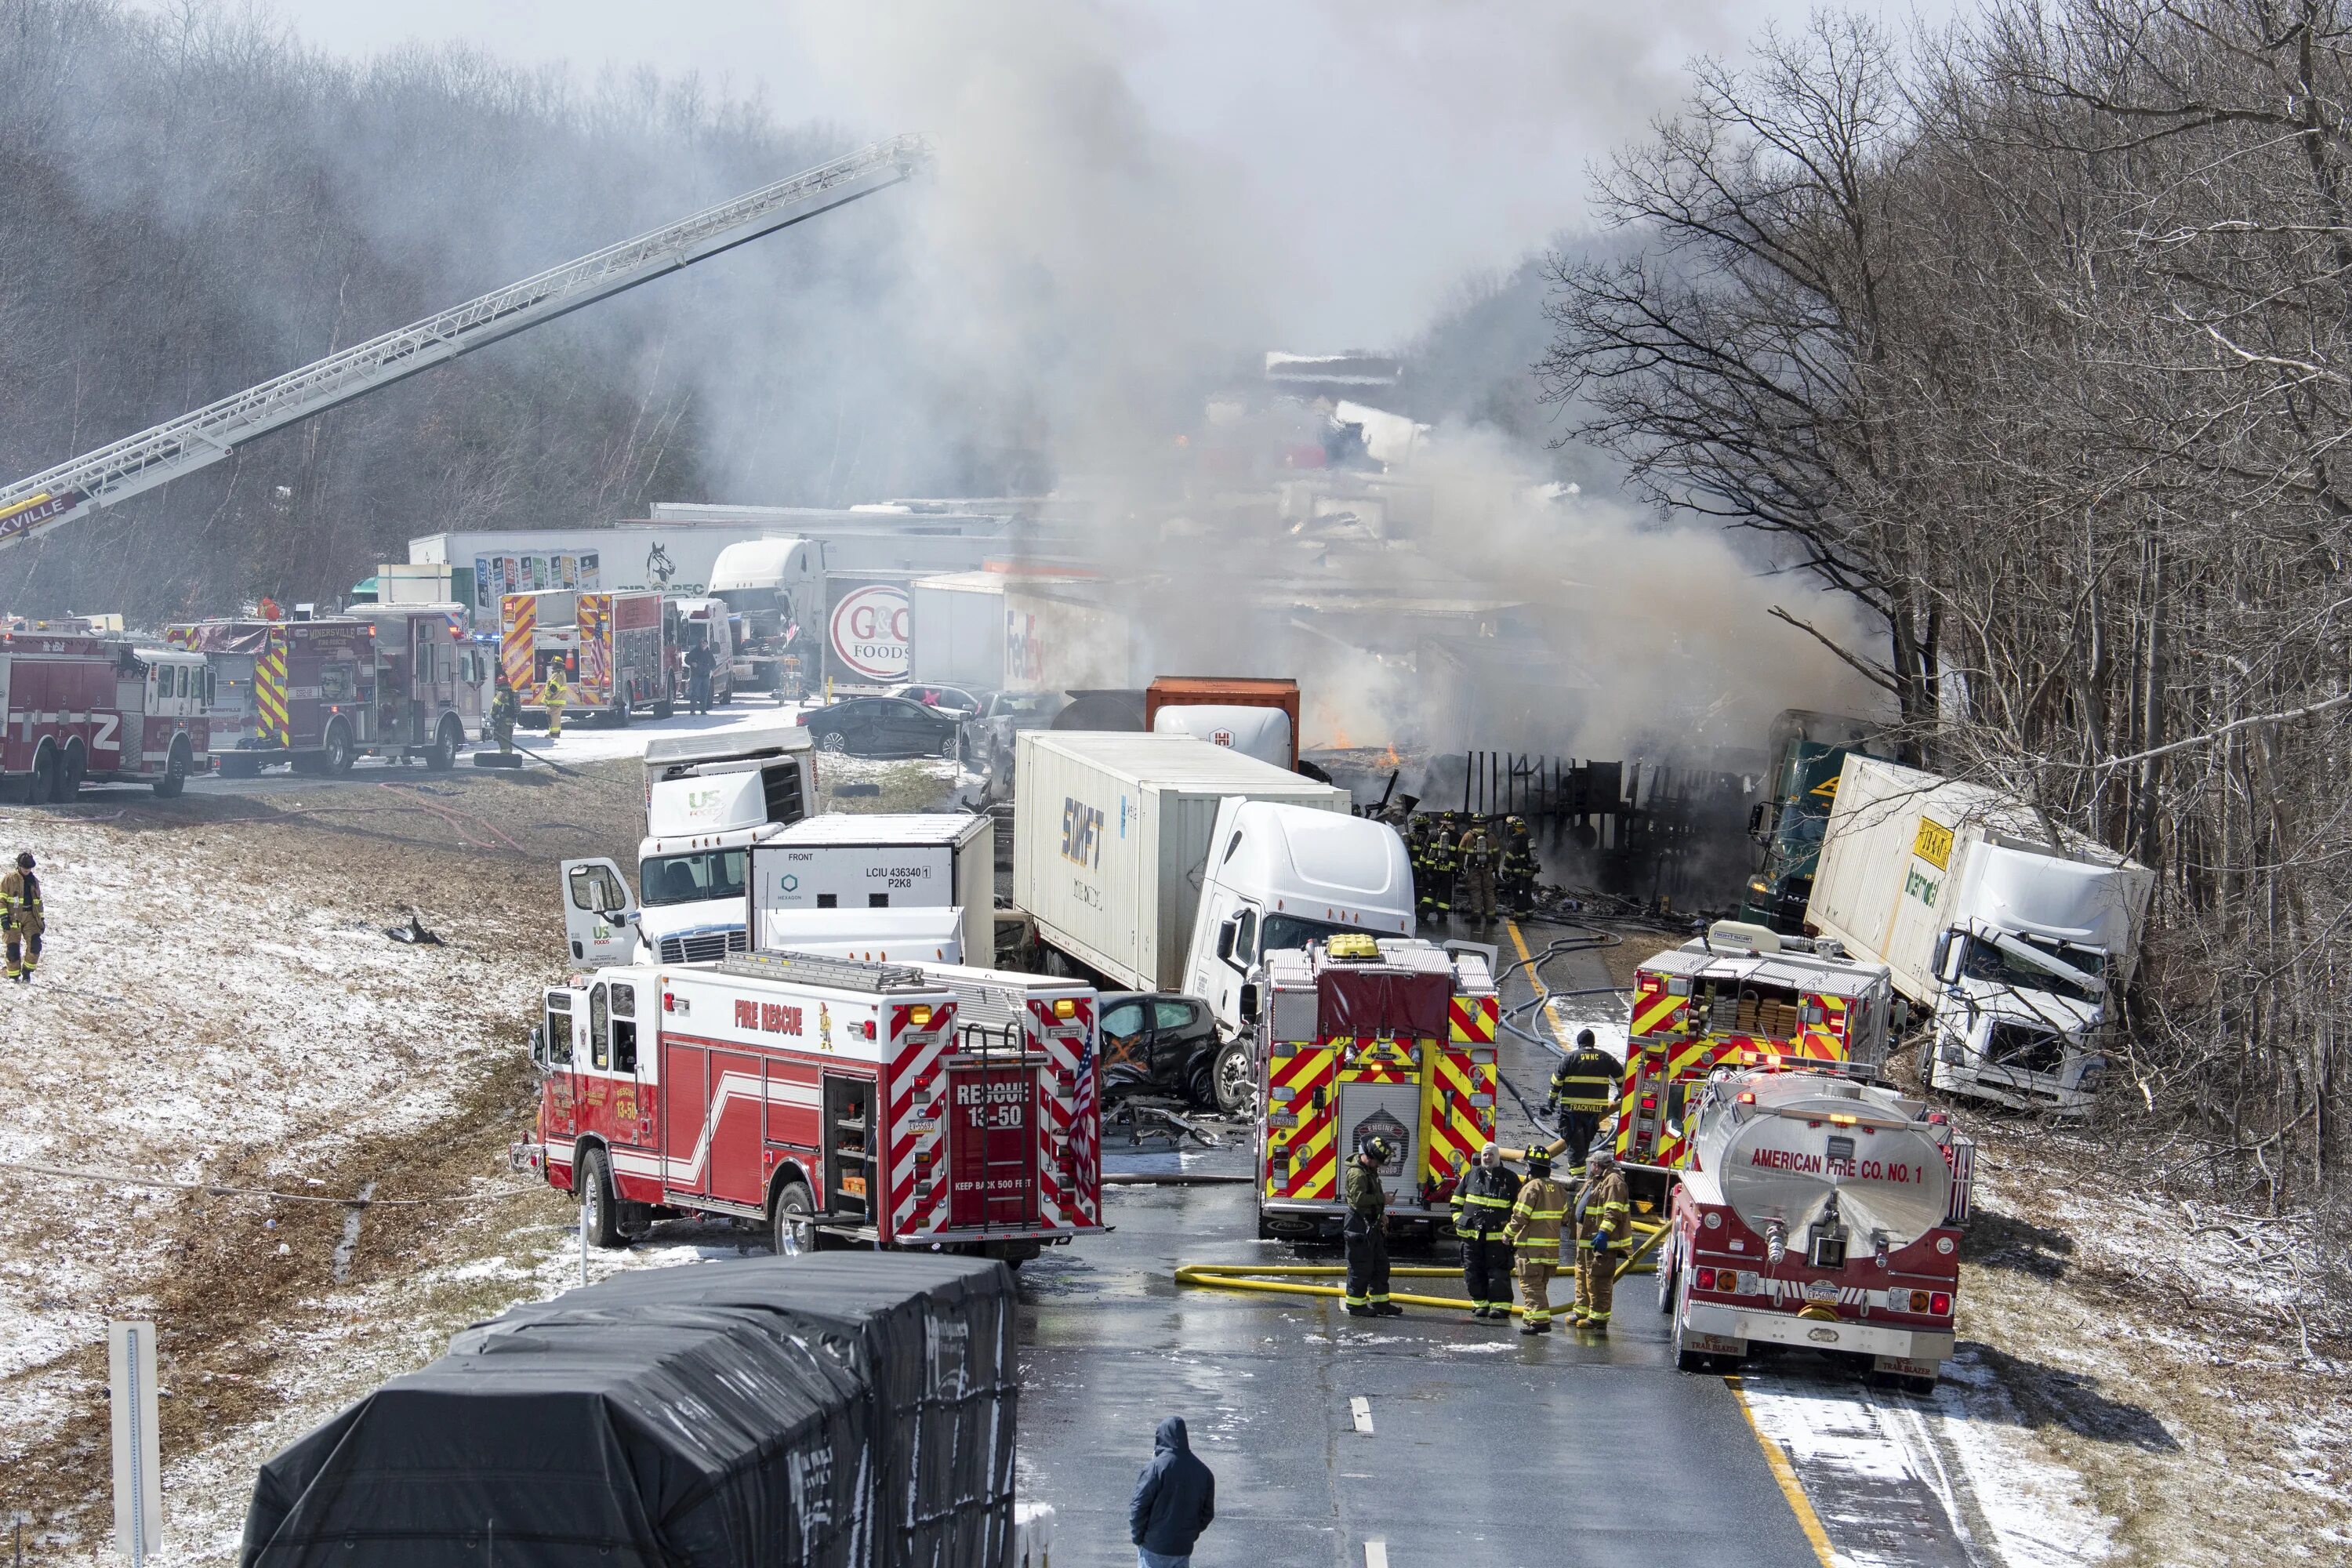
left=179, top=1, right=1947, bottom=347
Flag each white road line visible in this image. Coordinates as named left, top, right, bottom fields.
left=1349, top=1395, right=1374, bottom=1435
left=1364, top=1542, right=1389, bottom=1568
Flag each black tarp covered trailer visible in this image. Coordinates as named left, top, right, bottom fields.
left=238, top=1254, right=1017, bottom=1568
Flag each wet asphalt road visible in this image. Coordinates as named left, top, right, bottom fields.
left=1009, top=917, right=1824, bottom=1568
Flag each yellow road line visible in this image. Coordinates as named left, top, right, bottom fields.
left=1504, top=918, right=1576, bottom=1048
left=1725, top=1374, right=1838, bottom=1568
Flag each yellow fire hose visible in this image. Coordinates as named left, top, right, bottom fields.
left=1174, top=1220, right=1667, bottom=1317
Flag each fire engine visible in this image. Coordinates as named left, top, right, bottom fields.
left=1613, top=920, right=1896, bottom=1192
left=516, top=949, right=1102, bottom=1264
left=1660, top=1059, right=1975, bottom=1390
left=170, top=607, right=488, bottom=775
left=1254, top=935, right=1501, bottom=1242
left=499, top=588, right=670, bottom=725
left=0, top=630, right=209, bottom=800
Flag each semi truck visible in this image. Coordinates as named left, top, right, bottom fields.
left=1805, top=757, right=2155, bottom=1113
left=1254, top=935, right=1500, bottom=1243
left=1739, top=709, right=1896, bottom=934
left=1660, top=1059, right=1974, bottom=1389
left=498, top=588, right=670, bottom=724
left=1007, top=731, right=1415, bottom=1057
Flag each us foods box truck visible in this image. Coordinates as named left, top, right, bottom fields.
left=1010, top=731, right=1414, bottom=1041
left=1805, top=756, right=2154, bottom=1113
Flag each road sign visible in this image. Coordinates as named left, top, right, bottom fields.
left=107, top=1321, right=162, bottom=1563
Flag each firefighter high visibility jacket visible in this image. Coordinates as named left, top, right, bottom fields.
left=1502, top=1174, right=1570, bottom=1253
left=1575, top=1166, right=1632, bottom=1246
left=542, top=673, right=570, bottom=706
left=1547, top=1046, right=1623, bottom=1113
left=0, top=869, right=44, bottom=936
left=1450, top=1161, right=1523, bottom=1236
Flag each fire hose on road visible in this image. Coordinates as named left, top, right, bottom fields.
left=1174, top=1219, right=1667, bottom=1316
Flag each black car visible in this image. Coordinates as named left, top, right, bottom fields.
left=796, top=695, right=965, bottom=760
left=1097, top=992, right=1253, bottom=1114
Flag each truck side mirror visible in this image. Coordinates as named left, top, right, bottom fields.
left=1933, top=932, right=1962, bottom=985
left=528, top=1024, right=546, bottom=1069
left=1240, top=982, right=1262, bottom=1021
left=1747, top=803, right=1767, bottom=837
left=1216, top=917, right=1239, bottom=963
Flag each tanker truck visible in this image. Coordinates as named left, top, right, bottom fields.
left=1658, top=1062, right=1975, bottom=1392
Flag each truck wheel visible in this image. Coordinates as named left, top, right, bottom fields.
left=60, top=741, right=85, bottom=801
left=1671, top=1262, right=1720, bottom=1373
left=1210, top=1040, right=1254, bottom=1116
left=579, top=1147, right=626, bottom=1249
left=27, top=742, right=59, bottom=805
left=219, top=753, right=260, bottom=780
left=1656, top=1233, right=1678, bottom=1314
left=769, top=1179, right=817, bottom=1256
left=321, top=720, right=354, bottom=777
left=154, top=738, right=191, bottom=798
left=424, top=716, right=459, bottom=771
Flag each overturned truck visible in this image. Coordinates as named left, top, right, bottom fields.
left=238, top=1254, right=1018, bottom=1568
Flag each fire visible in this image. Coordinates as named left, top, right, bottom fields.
left=1332, top=724, right=1352, bottom=749
left=1381, top=744, right=1401, bottom=768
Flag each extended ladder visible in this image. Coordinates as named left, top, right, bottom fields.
left=0, top=133, right=931, bottom=554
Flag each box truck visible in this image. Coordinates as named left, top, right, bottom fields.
left=1805, top=756, right=2155, bottom=1112
left=1009, top=732, right=1414, bottom=1044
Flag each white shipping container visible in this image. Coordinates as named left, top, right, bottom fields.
left=910, top=572, right=1008, bottom=688
left=1012, top=731, right=1350, bottom=990
left=750, top=812, right=995, bottom=965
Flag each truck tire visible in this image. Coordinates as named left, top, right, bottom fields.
left=321, top=719, right=355, bottom=777
left=424, top=715, right=459, bottom=771
left=579, top=1146, right=626, bottom=1249
left=1671, top=1259, right=1721, bottom=1373
left=27, top=742, right=59, bottom=805
left=1657, top=1232, right=1678, bottom=1314
left=154, top=738, right=191, bottom=798
left=769, top=1178, right=817, bottom=1256
left=60, top=741, right=85, bottom=801
left=1210, top=1040, right=1254, bottom=1116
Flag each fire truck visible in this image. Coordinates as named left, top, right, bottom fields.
left=171, top=606, right=488, bottom=775
left=515, top=949, right=1102, bottom=1264
left=1254, top=935, right=1501, bottom=1242
left=0, top=630, right=210, bottom=800
left=1660, top=1060, right=1975, bottom=1390
left=1613, top=920, right=1897, bottom=1192
left=499, top=588, right=670, bottom=725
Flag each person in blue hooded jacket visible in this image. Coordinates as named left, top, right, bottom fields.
left=1130, top=1414, right=1216, bottom=1567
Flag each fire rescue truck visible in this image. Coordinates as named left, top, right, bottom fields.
left=1254, top=934, right=1501, bottom=1242
left=171, top=606, right=488, bottom=775
left=1659, top=1059, right=1975, bottom=1390
left=0, top=630, right=210, bottom=800
left=1613, top=920, right=1896, bottom=1194
left=515, top=949, right=1102, bottom=1264
left=499, top=588, right=670, bottom=725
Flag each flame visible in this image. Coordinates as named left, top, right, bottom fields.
left=1332, top=724, right=1353, bottom=749
left=1381, top=744, right=1401, bottom=768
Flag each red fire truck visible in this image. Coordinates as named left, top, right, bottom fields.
left=1613, top=920, right=1897, bottom=1193
left=0, top=630, right=210, bottom=800
left=499, top=589, right=670, bottom=725
left=1254, top=935, right=1501, bottom=1243
left=515, top=949, right=1102, bottom=1264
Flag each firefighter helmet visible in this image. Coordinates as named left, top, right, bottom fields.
left=1360, top=1135, right=1394, bottom=1165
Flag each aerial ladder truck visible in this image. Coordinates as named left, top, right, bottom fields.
left=0, top=136, right=931, bottom=554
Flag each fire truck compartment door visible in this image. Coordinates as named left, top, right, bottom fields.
left=1338, top=1081, right=1421, bottom=1201
left=663, top=1042, right=710, bottom=1196
left=949, top=1062, right=1040, bottom=1230
left=561, top=857, right=640, bottom=968
left=822, top=1075, right=876, bottom=1221
left=706, top=1051, right=765, bottom=1207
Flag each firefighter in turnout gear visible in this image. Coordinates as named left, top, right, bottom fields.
left=490, top=677, right=520, bottom=756
left=2, top=851, right=43, bottom=982
left=1500, top=815, right=1537, bottom=915
left=1425, top=815, right=1457, bottom=923
left=1450, top=1141, right=1523, bottom=1320
left=1572, top=1147, right=1634, bottom=1330
left=1408, top=816, right=1439, bottom=925
left=1456, top=821, right=1501, bottom=931
left=1501, top=1146, right=1570, bottom=1334
left=1343, top=1138, right=1402, bottom=1318
left=540, top=661, right=571, bottom=739
left=1541, top=1028, right=1623, bottom=1174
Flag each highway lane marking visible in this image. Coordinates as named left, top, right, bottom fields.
left=1349, top=1395, right=1375, bottom=1434
left=1504, top=919, right=1574, bottom=1047
left=1364, top=1543, right=1389, bottom=1568
left=1726, top=1374, right=1837, bottom=1568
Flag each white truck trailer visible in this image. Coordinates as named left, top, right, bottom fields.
left=749, top=813, right=994, bottom=965
left=1806, top=757, right=2155, bottom=1112
left=1009, top=731, right=1414, bottom=1040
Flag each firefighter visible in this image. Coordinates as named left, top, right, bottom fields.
left=1572, top=1146, right=1634, bottom=1331
left=1450, top=1141, right=1521, bottom=1320
left=1541, top=1027, right=1624, bottom=1174
left=1424, top=815, right=1457, bottom=924
left=1456, top=819, right=1501, bottom=931
left=490, top=677, right=520, bottom=756
left=2, top=851, right=42, bottom=981
left=1501, top=1145, right=1570, bottom=1334
left=1408, top=816, right=1438, bottom=925
left=1342, top=1138, right=1402, bottom=1318
left=541, top=660, right=571, bottom=740
left=1501, top=815, right=1537, bottom=914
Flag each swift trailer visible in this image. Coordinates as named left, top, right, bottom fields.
left=499, top=588, right=670, bottom=724
left=748, top=812, right=993, bottom=966
left=514, top=948, right=1102, bottom=1264
left=1806, top=757, right=2155, bottom=1113
left=1254, top=935, right=1500, bottom=1243
left=1009, top=731, right=1413, bottom=1044
left=1660, top=1061, right=1975, bottom=1390
left=0, top=632, right=209, bottom=800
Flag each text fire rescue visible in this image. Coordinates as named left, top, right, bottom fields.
left=738, top=999, right=807, bottom=1036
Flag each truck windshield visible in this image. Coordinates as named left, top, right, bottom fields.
left=1959, top=934, right=2103, bottom=1006
left=1265, top=914, right=1370, bottom=954
left=641, top=849, right=748, bottom=906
